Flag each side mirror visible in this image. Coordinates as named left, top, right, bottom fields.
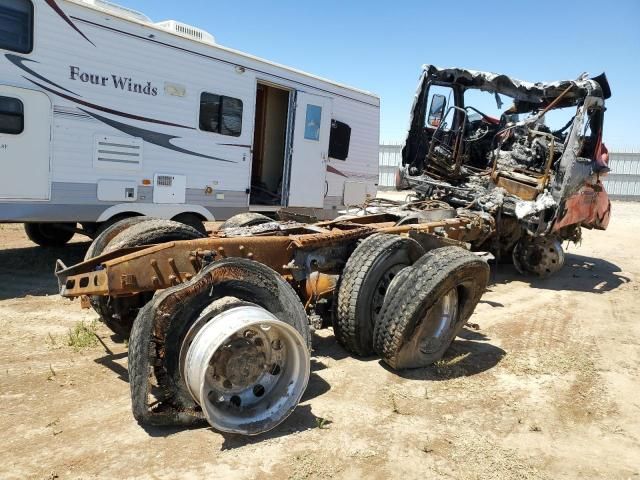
left=427, top=94, right=446, bottom=127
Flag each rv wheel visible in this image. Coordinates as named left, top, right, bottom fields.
left=24, top=222, right=76, bottom=247
left=373, top=246, right=489, bottom=369
left=334, top=233, right=424, bottom=356
left=220, top=212, right=272, bottom=230
left=90, top=219, right=205, bottom=338
left=128, top=258, right=311, bottom=434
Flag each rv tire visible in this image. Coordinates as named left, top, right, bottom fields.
left=24, top=222, right=76, bottom=247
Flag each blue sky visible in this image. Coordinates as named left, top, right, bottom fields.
left=123, top=0, right=638, bottom=147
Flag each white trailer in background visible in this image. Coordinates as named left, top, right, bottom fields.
left=0, top=0, right=379, bottom=245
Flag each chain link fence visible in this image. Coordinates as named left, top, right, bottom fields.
left=378, top=144, right=640, bottom=200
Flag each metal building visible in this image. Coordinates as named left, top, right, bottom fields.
left=602, top=152, right=640, bottom=200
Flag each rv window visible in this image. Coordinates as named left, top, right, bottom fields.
left=328, top=120, right=351, bottom=160
left=0, top=0, right=33, bottom=54
left=199, top=92, right=243, bottom=137
left=304, top=104, right=322, bottom=141
left=0, top=96, right=24, bottom=134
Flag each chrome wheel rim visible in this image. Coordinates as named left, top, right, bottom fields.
left=394, top=287, right=459, bottom=368
left=181, top=305, right=310, bottom=435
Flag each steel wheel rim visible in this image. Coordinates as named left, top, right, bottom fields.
left=371, top=264, right=406, bottom=322
left=182, top=305, right=310, bottom=435
left=422, top=287, right=459, bottom=351
left=513, top=238, right=565, bottom=278
left=395, top=287, right=459, bottom=367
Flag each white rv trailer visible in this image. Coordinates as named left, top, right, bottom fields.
left=0, top=0, right=380, bottom=245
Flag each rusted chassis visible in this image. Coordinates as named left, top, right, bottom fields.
left=55, top=212, right=494, bottom=432
left=56, top=213, right=493, bottom=301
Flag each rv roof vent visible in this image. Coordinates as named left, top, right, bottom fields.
left=80, top=0, right=151, bottom=23
left=154, top=20, right=216, bottom=45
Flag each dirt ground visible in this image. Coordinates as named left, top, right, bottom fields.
left=1, top=202, right=639, bottom=480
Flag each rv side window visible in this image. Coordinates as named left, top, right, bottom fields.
left=199, top=92, right=243, bottom=137
left=304, top=104, right=322, bottom=141
left=0, top=0, right=34, bottom=54
left=328, top=120, right=351, bottom=160
left=0, top=96, right=24, bottom=134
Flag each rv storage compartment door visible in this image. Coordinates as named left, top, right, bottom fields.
left=97, top=180, right=138, bottom=202
left=287, top=93, right=332, bottom=208
left=0, top=86, right=51, bottom=200
left=153, top=174, right=186, bottom=204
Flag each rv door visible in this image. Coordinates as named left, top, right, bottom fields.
left=0, top=86, right=51, bottom=200
left=286, top=93, right=332, bottom=208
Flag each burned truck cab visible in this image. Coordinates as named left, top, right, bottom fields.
left=400, top=65, right=612, bottom=276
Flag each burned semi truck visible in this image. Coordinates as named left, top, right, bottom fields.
left=399, top=66, right=612, bottom=276
left=55, top=66, right=611, bottom=436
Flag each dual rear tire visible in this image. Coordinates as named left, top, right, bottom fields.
left=219, top=212, right=272, bottom=230
left=128, top=258, right=311, bottom=434
left=373, top=246, right=489, bottom=369
left=334, top=234, right=489, bottom=369
left=334, top=233, right=425, bottom=356
left=84, top=218, right=205, bottom=337
left=85, top=216, right=311, bottom=434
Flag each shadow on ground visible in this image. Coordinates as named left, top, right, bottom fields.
left=491, top=253, right=630, bottom=294
left=312, top=330, right=356, bottom=362
left=94, top=333, right=332, bottom=443
left=382, top=328, right=506, bottom=381
left=0, top=242, right=89, bottom=300
left=94, top=335, right=129, bottom=383
left=310, top=329, right=384, bottom=366
left=138, top=377, right=330, bottom=445
left=218, top=404, right=330, bottom=450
